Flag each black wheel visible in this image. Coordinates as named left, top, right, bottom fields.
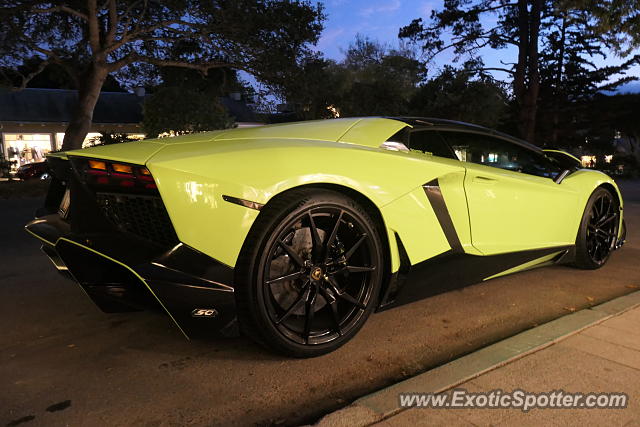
left=235, top=188, right=384, bottom=357
left=574, top=187, right=620, bottom=269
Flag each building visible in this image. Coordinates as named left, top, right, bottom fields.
left=0, top=88, right=260, bottom=175
left=0, top=88, right=145, bottom=174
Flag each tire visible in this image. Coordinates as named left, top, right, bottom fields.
left=235, top=188, right=384, bottom=357
left=574, top=187, right=620, bottom=269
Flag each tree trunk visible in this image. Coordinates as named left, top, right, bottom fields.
left=513, top=0, right=529, bottom=105
left=60, top=64, right=108, bottom=151
left=519, top=0, right=542, bottom=143
left=551, top=14, right=568, bottom=145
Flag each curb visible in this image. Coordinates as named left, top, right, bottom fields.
left=315, top=291, right=640, bottom=427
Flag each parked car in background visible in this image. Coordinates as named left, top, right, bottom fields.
left=16, top=161, right=50, bottom=180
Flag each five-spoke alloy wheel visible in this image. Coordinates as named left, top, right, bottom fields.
left=235, top=189, right=383, bottom=357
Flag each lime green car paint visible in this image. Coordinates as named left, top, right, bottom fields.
left=45, top=151, right=69, bottom=161
left=381, top=186, right=451, bottom=265
left=437, top=170, right=481, bottom=255
left=63, top=139, right=165, bottom=163
left=59, top=117, right=624, bottom=280
left=339, top=118, right=409, bottom=146
left=462, top=161, right=581, bottom=254
left=148, top=137, right=448, bottom=266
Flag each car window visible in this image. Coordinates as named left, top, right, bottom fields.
left=440, top=131, right=562, bottom=179
left=407, top=130, right=456, bottom=159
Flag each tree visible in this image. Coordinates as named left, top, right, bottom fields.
left=339, top=36, right=424, bottom=116
left=272, top=36, right=424, bottom=119
left=399, top=0, right=640, bottom=143
left=536, top=6, right=640, bottom=145
left=268, top=54, right=348, bottom=120
left=560, top=0, right=640, bottom=54
left=585, top=93, right=640, bottom=148
left=399, top=0, right=546, bottom=142
left=0, top=0, right=324, bottom=150
left=142, top=86, right=234, bottom=137
left=409, top=64, right=509, bottom=128
left=142, top=64, right=239, bottom=137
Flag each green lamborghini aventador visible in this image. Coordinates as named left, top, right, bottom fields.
left=25, top=117, right=626, bottom=357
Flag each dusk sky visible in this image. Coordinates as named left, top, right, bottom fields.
left=312, top=0, right=640, bottom=92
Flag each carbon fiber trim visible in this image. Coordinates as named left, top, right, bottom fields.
left=379, top=240, right=571, bottom=310
left=423, top=179, right=464, bottom=253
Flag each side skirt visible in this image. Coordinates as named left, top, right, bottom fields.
left=378, top=243, right=571, bottom=310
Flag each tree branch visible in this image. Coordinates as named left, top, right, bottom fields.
left=30, top=5, right=88, bottom=20
left=87, top=0, right=101, bottom=54
left=105, top=18, right=201, bottom=54
left=478, top=67, right=516, bottom=75
left=423, top=27, right=503, bottom=61
left=12, top=58, right=51, bottom=91
left=32, top=47, right=80, bottom=86
left=105, top=0, right=118, bottom=44
left=474, top=2, right=518, bottom=14
left=107, top=53, right=244, bottom=74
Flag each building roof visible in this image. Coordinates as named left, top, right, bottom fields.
left=219, top=96, right=257, bottom=123
left=0, top=88, right=143, bottom=124
left=0, top=88, right=258, bottom=126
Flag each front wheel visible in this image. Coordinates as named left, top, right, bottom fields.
left=235, top=189, right=384, bottom=357
left=574, top=187, right=620, bottom=269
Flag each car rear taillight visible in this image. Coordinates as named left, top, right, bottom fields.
left=83, top=159, right=158, bottom=192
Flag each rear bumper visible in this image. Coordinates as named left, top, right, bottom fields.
left=25, top=213, right=238, bottom=338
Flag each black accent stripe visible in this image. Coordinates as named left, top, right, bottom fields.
left=422, top=179, right=464, bottom=253
left=222, top=195, right=264, bottom=211
left=378, top=240, right=572, bottom=310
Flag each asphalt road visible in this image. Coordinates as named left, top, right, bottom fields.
left=2, top=181, right=640, bottom=427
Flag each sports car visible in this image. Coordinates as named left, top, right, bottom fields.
left=25, top=117, right=626, bottom=357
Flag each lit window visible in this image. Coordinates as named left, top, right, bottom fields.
left=581, top=155, right=596, bottom=167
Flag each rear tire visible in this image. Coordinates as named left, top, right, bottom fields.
left=573, top=187, right=620, bottom=269
left=235, top=188, right=383, bottom=357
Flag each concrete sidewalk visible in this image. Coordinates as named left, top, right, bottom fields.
left=318, top=292, right=640, bottom=426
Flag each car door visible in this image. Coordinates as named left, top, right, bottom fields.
left=440, top=130, right=580, bottom=255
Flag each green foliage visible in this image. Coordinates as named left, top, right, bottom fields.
left=582, top=94, right=640, bottom=143
left=558, top=0, right=640, bottom=55
left=276, top=35, right=424, bottom=119
left=409, top=65, right=509, bottom=129
left=535, top=7, right=640, bottom=145
left=0, top=56, right=125, bottom=91
left=0, top=1, right=325, bottom=83
left=339, top=36, right=424, bottom=116
left=0, top=0, right=324, bottom=149
left=143, top=87, right=234, bottom=138
left=399, top=0, right=640, bottom=143
left=85, top=133, right=141, bottom=146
